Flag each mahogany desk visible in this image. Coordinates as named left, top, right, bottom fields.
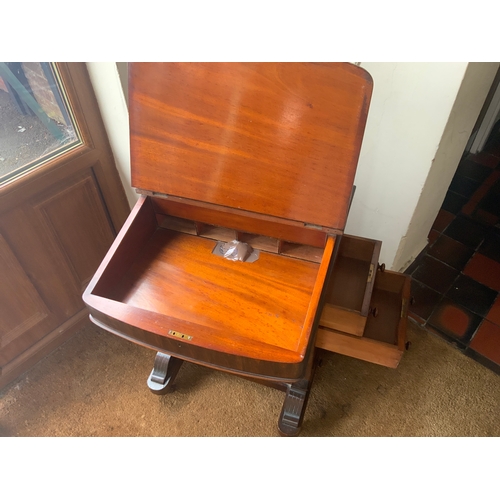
left=83, top=63, right=410, bottom=436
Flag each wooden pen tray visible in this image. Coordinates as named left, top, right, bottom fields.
left=320, top=235, right=381, bottom=336
left=316, top=270, right=410, bottom=368
left=84, top=195, right=335, bottom=380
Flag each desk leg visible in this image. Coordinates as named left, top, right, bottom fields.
left=277, top=350, right=322, bottom=436
left=147, top=352, right=183, bottom=395
left=277, top=378, right=311, bottom=437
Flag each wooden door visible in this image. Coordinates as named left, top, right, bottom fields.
left=0, top=63, right=130, bottom=389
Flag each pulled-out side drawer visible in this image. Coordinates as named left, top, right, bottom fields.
left=320, top=234, right=381, bottom=336
left=316, top=270, right=410, bottom=368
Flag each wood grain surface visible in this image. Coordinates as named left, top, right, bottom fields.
left=84, top=197, right=337, bottom=372
left=129, top=63, right=372, bottom=230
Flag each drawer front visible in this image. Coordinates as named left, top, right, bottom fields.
left=316, top=270, right=410, bottom=368
left=319, top=234, right=382, bottom=336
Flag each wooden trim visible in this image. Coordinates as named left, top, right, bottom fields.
left=320, top=304, right=366, bottom=337
left=0, top=144, right=97, bottom=211
left=316, top=326, right=403, bottom=369
left=300, top=235, right=336, bottom=354
left=147, top=193, right=334, bottom=247
left=90, top=315, right=304, bottom=384
left=59, top=63, right=130, bottom=232
left=84, top=195, right=154, bottom=298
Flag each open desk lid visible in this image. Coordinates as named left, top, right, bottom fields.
left=129, top=63, right=372, bottom=231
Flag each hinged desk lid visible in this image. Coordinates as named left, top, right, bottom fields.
left=129, top=63, right=372, bottom=231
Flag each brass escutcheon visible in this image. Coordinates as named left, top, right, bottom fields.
left=168, top=330, right=193, bottom=341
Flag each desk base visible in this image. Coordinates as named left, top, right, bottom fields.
left=146, top=350, right=320, bottom=436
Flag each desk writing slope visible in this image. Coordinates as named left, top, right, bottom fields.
left=83, top=63, right=373, bottom=436
left=129, top=62, right=372, bottom=230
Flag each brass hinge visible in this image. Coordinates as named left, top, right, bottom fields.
left=401, top=298, right=408, bottom=318
left=304, top=223, right=323, bottom=230
left=367, top=263, right=374, bottom=283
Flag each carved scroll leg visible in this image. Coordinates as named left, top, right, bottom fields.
left=277, top=379, right=311, bottom=437
left=147, top=352, right=184, bottom=395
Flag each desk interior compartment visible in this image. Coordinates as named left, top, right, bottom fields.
left=320, top=234, right=381, bottom=336
left=86, top=195, right=334, bottom=376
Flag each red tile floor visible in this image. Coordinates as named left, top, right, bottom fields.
left=407, top=132, right=500, bottom=375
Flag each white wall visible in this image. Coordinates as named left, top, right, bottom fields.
left=345, top=62, right=470, bottom=269
left=86, top=62, right=137, bottom=208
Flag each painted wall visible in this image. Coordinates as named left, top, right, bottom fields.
left=86, top=62, right=498, bottom=270
left=86, top=62, right=137, bottom=208
left=345, top=63, right=468, bottom=268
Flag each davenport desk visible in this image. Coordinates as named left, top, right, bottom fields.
left=83, top=63, right=410, bottom=436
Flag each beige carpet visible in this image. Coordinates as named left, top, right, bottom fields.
left=0, top=320, right=499, bottom=437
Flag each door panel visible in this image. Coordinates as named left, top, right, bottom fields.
left=0, top=204, right=83, bottom=318
left=0, top=63, right=130, bottom=388
left=0, top=234, right=54, bottom=365
left=32, top=168, right=116, bottom=288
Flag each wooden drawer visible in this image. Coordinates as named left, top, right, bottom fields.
left=316, top=270, right=410, bottom=368
left=320, top=234, right=381, bottom=336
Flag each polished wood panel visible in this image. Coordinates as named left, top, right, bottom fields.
left=86, top=231, right=334, bottom=380
left=0, top=234, right=52, bottom=366
left=91, top=195, right=158, bottom=299
left=89, top=314, right=306, bottom=381
left=108, top=229, right=319, bottom=353
left=0, top=205, right=82, bottom=320
left=33, top=170, right=116, bottom=288
left=320, top=306, right=367, bottom=337
left=130, top=63, right=372, bottom=229
left=316, top=327, right=403, bottom=369
left=84, top=196, right=336, bottom=379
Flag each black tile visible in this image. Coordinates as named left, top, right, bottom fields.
left=478, top=229, right=500, bottom=263
left=484, top=131, right=500, bottom=162
left=431, top=209, right=455, bottom=233
left=455, top=158, right=492, bottom=183
left=477, top=178, right=500, bottom=218
left=411, top=255, right=459, bottom=294
left=443, top=215, right=487, bottom=248
left=409, top=279, right=440, bottom=321
left=441, top=191, right=468, bottom=215
left=449, top=174, right=481, bottom=198
left=428, top=297, right=483, bottom=346
left=445, top=274, right=497, bottom=317
left=428, top=234, right=475, bottom=270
